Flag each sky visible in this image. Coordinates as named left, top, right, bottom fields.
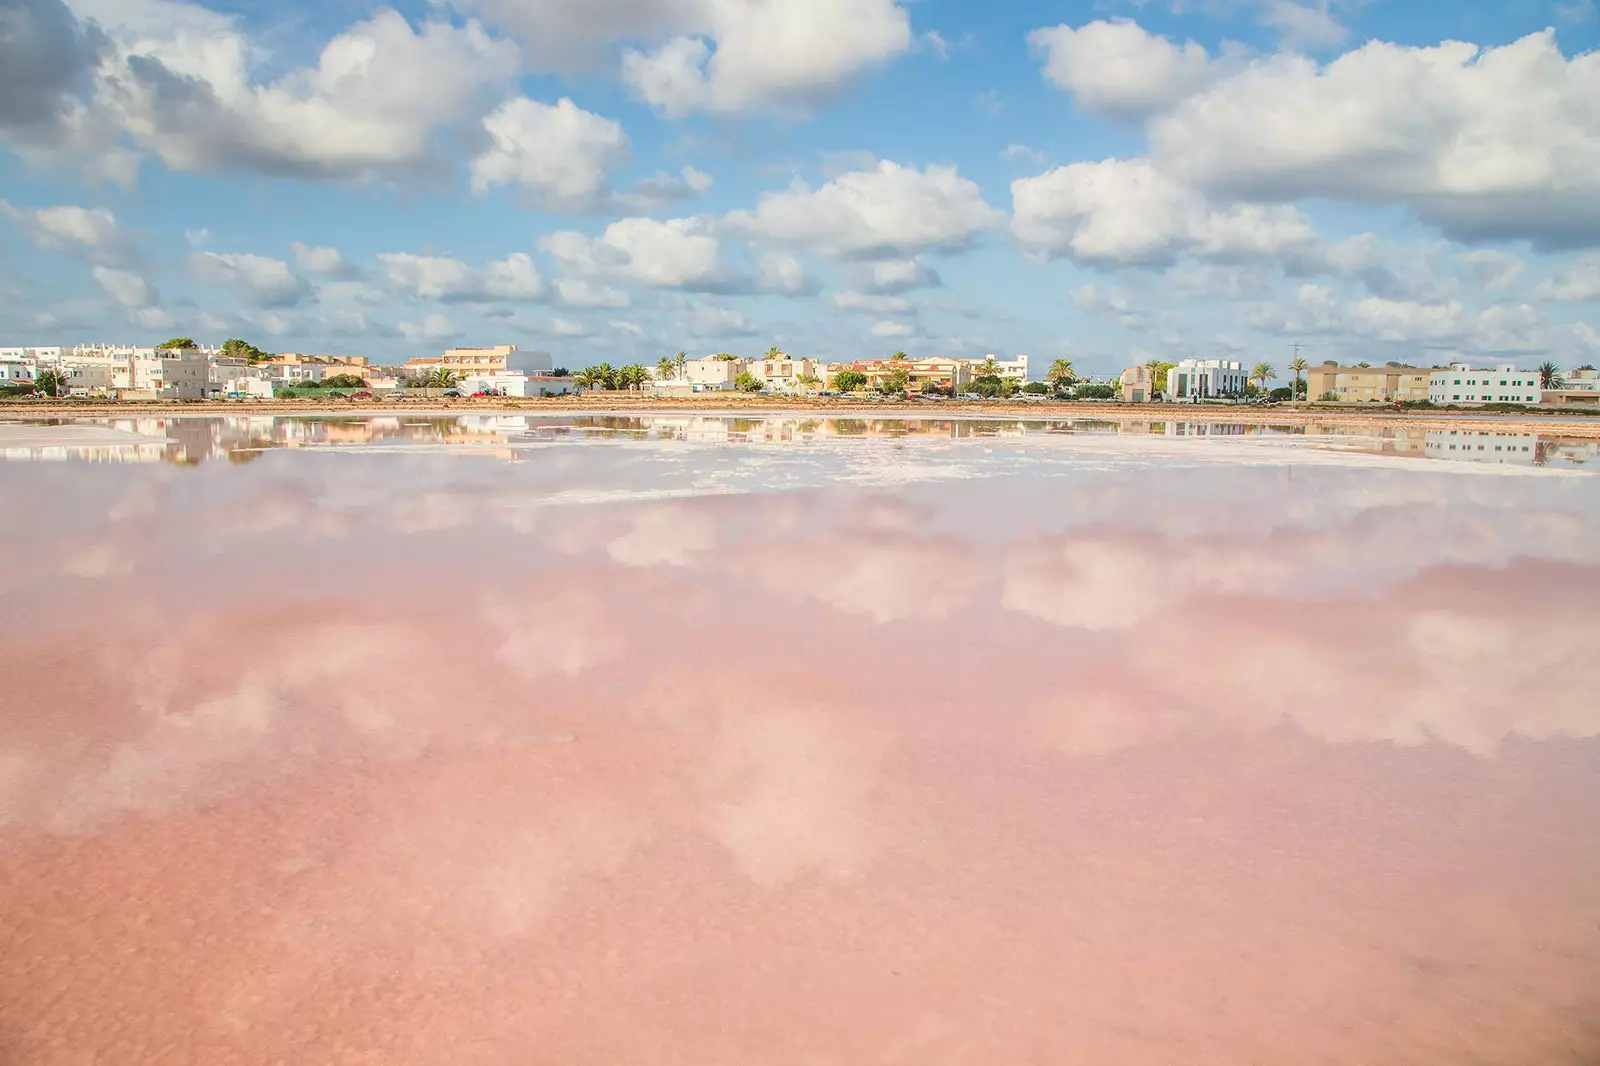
left=0, top=0, right=1597, bottom=376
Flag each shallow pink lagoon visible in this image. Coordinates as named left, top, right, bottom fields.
left=2, top=415, right=1598, bottom=1064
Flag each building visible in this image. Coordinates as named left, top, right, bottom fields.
left=0, top=360, right=35, bottom=383
left=746, top=354, right=822, bottom=392
left=1118, top=364, right=1154, bottom=403
left=112, top=349, right=209, bottom=399
left=1425, top=429, right=1546, bottom=465
left=979, top=353, right=1029, bottom=384
left=0, top=346, right=65, bottom=363
left=455, top=372, right=577, bottom=397
left=1307, top=362, right=1433, bottom=403
left=404, top=345, right=552, bottom=378
left=1428, top=364, right=1542, bottom=405
left=649, top=355, right=749, bottom=393
left=1164, top=359, right=1248, bottom=400
left=1540, top=367, right=1600, bottom=407
left=824, top=356, right=974, bottom=394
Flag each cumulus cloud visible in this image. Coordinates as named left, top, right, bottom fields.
left=833, top=291, right=912, bottom=315
left=727, top=160, right=1003, bottom=260
left=541, top=216, right=726, bottom=290
left=1535, top=255, right=1600, bottom=302
left=469, top=96, right=629, bottom=209
left=755, top=251, right=813, bottom=295
left=854, top=257, right=942, bottom=293
left=54, top=8, right=519, bottom=183
left=379, top=251, right=546, bottom=303
left=91, top=264, right=156, bottom=307
left=1012, top=158, right=1318, bottom=266
left=1456, top=250, right=1525, bottom=294
left=290, top=242, right=359, bottom=279
left=554, top=278, right=629, bottom=308
left=870, top=320, right=915, bottom=338
left=614, top=164, right=715, bottom=213
left=617, top=0, right=912, bottom=117
left=1029, top=19, right=1217, bottom=121
left=188, top=251, right=313, bottom=307
left=689, top=303, right=757, bottom=337
left=1149, top=31, right=1600, bottom=247
left=398, top=313, right=464, bottom=342
left=0, top=0, right=106, bottom=150
left=0, top=200, right=132, bottom=264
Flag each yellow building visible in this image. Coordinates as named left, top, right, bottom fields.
left=1306, top=362, right=1432, bottom=402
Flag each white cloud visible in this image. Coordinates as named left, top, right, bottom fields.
left=690, top=303, right=756, bottom=337
left=609, top=319, right=645, bottom=337
left=188, top=251, right=312, bottom=307
left=290, top=242, right=358, bottom=279
left=833, top=291, right=912, bottom=315
left=399, top=313, right=464, bottom=342
left=541, top=216, right=725, bottom=289
left=1535, top=255, right=1600, bottom=301
left=756, top=251, right=812, bottom=295
left=855, top=258, right=941, bottom=293
left=469, top=97, right=629, bottom=209
left=617, top=0, right=912, bottom=117
left=1012, top=157, right=1317, bottom=266
left=90, top=264, right=156, bottom=308
left=0, top=201, right=123, bottom=257
left=378, top=251, right=546, bottom=303
left=727, top=160, right=1003, bottom=260
left=1071, top=283, right=1132, bottom=314
left=615, top=165, right=715, bottom=212
left=77, top=9, right=520, bottom=182
left=1000, top=144, right=1046, bottom=165
left=870, top=320, right=915, bottom=338
left=1456, top=250, right=1525, bottom=294
left=1029, top=19, right=1217, bottom=121
left=554, top=278, right=629, bottom=308
left=1258, top=0, right=1348, bottom=49
left=1149, top=31, right=1600, bottom=246
left=549, top=316, right=587, bottom=336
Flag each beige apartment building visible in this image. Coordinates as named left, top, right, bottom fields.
left=1306, top=362, right=1432, bottom=402
left=823, top=356, right=973, bottom=393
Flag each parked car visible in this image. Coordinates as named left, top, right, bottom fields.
left=327, top=391, right=347, bottom=398
left=442, top=389, right=462, bottom=398
left=351, top=391, right=373, bottom=399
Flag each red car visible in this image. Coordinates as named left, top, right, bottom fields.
left=351, top=390, right=373, bottom=399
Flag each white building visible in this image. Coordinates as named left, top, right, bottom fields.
left=978, top=353, right=1030, bottom=383
left=455, top=372, right=576, bottom=397
left=649, top=355, right=748, bottom=393
left=1165, top=359, right=1248, bottom=400
left=113, top=349, right=209, bottom=399
left=0, top=360, right=36, bottom=383
left=0, top=346, right=65, bottom=364
left=1428, top=364, right=1542, bottom=405
left=746, top=355, right=821, bottom=392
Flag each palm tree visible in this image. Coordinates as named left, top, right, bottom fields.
left=1537, top=361, right=1564, bottom=389
left=1289, top=356, right=1308, bottom=399
left=765, top=346, right=785, bottom=361
left=977, top=356, right=1001, bottom=377
left=621, top=364, right=652, bottom=392
left=1046, top=359, right=1076, bottom=390
left=795, top=373, right=822, bottom=395
left=657, top=356, right=679, bottom=381
left=426, top=367, right=458, bottom=389
left=676, top=351, right=688, bottom=378
left=890, top=350, right=907, bottom=362
left=1251, top=362, right=1276, bottom=394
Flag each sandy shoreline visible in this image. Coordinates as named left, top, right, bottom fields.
left=7, top=395, right=1600, bottom=438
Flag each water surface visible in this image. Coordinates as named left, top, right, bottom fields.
left=1, top=415, right=1597, bottom=1063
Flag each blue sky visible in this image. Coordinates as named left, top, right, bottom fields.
left=1, top=0, right=1597, bottom=375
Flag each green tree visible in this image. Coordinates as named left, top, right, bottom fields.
left=426, top=367, right=459, bottom=389
left=1021, top=381, right=1051, bottom=395
left=33, top=368, right=64, bottom=397
left=890, top=350, right=907, bottom=361
left=880, top=367, right=911, bottom=394
left=833, top=369, right=868, bottom=392
left=795, top=372, right=822, bottom=394
left=676, top=351, right=688, bottom=378
left=158, top=337, right=198, bottom=350
left=977, top=356, right=1001, bottom=377
left=1538, top=361, right=1564, bottom=389
left=970, top=374, right=1006, bottom=398
left=734, top=371, right=763, bottom=392
left=1288, top=356, right=1309, bottom=399
left=591, top=363, right=618, bottom=389
left=617, top=364, right=651, bottom=392
left=552, top=367, right=571, bottom=377
left=1075, top=383, right=1116, bottom=400
left=1046, top=359, right=1077, bottom=391
left=1251, top=362, right=1277, bottom=393
left=221, top=337, right=270, bottom=363
left=657, top=356, right=679, bottom=381
left=323, top=373, right=368, bottom=389
left=765, top=346, right=785, bottom=360
left=573, top=367, right=605, bottom=390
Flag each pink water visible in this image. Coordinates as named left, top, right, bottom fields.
left=1, top=416, right=1598, bottom=1064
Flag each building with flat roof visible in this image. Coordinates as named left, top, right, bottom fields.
left=1428, top=364, right=1541, bottom=406
left=1165, top=359, right=1248, bottom=400
left=1305, top=362, right=1432, bottom=403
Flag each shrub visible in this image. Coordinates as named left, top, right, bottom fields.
left=1075, top=384, right=1116, bottom=400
